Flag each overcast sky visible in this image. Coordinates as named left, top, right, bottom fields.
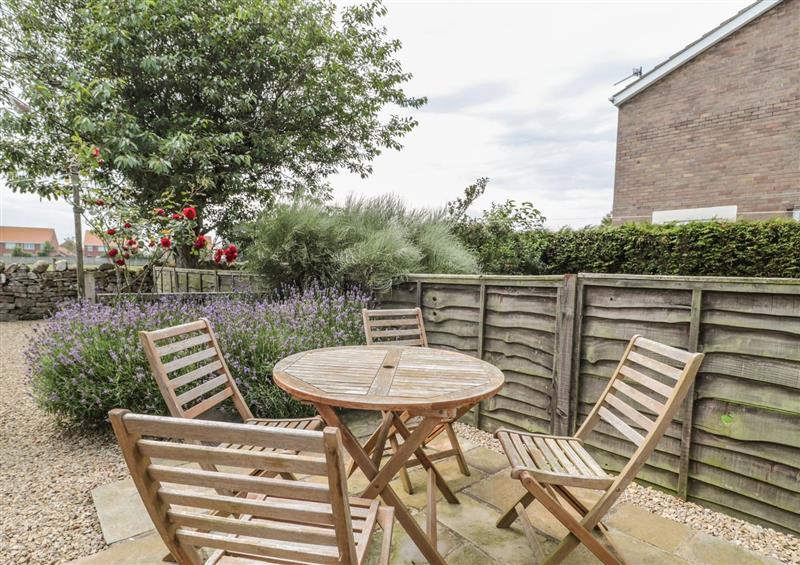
left=0, top=0, right=752, bottom=241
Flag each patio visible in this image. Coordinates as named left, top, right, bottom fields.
left=71, top=411, right=780, bottom=565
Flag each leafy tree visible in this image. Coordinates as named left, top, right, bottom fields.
left=448, top=178, right=547, bottom=274
left=37, top=240, right=54, bottom=256
left=0, top=0, right=424, bottom=262
left=60, top=237, right=76, bottom=253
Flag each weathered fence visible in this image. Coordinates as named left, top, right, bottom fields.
left=152, top=266, right=265, bottom=293
left=382, top=273, right=800, bottom=535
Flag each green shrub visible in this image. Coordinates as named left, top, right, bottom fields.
left=538, top=220, right=800, bottom=277
left=244, top=195, right=479, bottom=290
left=25, top=286, right=371, bottom=427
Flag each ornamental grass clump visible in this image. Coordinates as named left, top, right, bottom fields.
left=25, top=285, right=371, bottom=427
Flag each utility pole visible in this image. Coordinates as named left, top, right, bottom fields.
left=70, top=161, right=86, bottom=298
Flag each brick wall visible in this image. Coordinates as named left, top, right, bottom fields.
left=612, top=0, right=800, bottom=224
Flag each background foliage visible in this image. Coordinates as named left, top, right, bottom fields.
left=26, top=286, right=370, bottom=427
left=243, top=194, right=479, bottom=291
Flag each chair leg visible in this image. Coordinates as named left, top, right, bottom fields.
left=519, top=473, right=622, bottom=565
left=496, top=491, right=535, bottom=528
left=427, top=467, right=438, bottom=548
left=389, top=434, right=414, bottom=494
left=515, top=502, right=546, bottom=562
left=444, top=423, right=470, bottom=476
left=376, top=506, right=395, bottom=565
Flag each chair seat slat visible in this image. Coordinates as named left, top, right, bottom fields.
left=367, top=318, right=420, bottom=328
left=175, top=374, right=228, bottom=406
left=162, top=346, right=218, bottom=373
left=612, top=379, right=665, bottom=414
left=619, top=364, right=673, bottom=398
left=184, top=388, right=235, bottom=419
left=169, top=360, right=223, bottom=390
left=634, top=337, right=694, bottom=365
left=369, top=328, right=423, bottom=338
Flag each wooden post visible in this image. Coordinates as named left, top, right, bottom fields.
left=473, top=283, right=488, bottom=429
left=83, top=271, right=96, bottom=303
left=70, top=163, right=86, bottom=299
left=552, top=274, right=578, bottom=436
left=415, top=281, right=422, bottom=308
left=677, top=288, right=703, bottom=499
left=567, top=277, right=585, bottom=435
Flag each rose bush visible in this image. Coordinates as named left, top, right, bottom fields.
left=26, top=285, right=371, bottom=427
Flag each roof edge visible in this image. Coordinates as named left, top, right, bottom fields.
left=610, top=0, right=785, bottom=107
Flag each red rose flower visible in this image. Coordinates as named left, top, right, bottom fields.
left=226, top=244, right=238, bottom=253
left=123, top=222, right=132, bottom=229
left=91, top=147, right=101, bottom=158
left=154, top=208, right=166, bottom=216
left=160, top=237, right=171, bottom=248
left=123, top=252, right=131, bottom=259
left=193, top=234, right=207, bottom=249
left=171, top=213, right=183, bottom=220
left=95, top=199, right=105, bottom=206
left=115, top=258, right=125, bottom=266
left=106, top=228, right=116, bottom=236
left=107, top=248, right=119, bottom=258
left=182, top=207, right=197, bottom=220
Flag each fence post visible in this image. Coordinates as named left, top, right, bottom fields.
left=677, top=288, right=703, bottom=499
left=83, top=271, right=96, bottom=303
left=473, top=283, right=488, bottom=429
left=552, top=274, right=578, bottom=435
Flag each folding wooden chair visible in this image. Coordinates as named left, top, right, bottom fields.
left=354, top=307, right=471, bottom=493
left=495, top=335, right=704, bottom=564
left=140, top=318, right=323, bottom=482
left=109, top=410, right=395, bottom=565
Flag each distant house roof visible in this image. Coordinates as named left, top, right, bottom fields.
left=610, top=0, right=785, bottom=106
left=83, top=231, right=106, bottom=246
left=0, top=226, right=58, bottom=244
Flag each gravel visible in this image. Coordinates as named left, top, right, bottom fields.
left=0, top=321, right=128, bottom=565
left=454, top=421, right=800, bottom=564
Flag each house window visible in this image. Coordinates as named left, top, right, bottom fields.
left=23, top=243, right=36, bottom=250
left=652, top=205, right=737, bottom=224
left=5, top=243, right=16, bottom=250
left=793, top=207, right=800, bottom=221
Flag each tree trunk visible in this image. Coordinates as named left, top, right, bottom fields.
left=175, top=243, right=199, bottom=268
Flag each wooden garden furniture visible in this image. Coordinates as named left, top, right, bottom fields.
left=273, top=345, right=505, bottom=565
left=357, top=307, right=471, bottom=493
left=140, top=319, right=323, bottom=481
left=495, top=335, right=705, bottom=564
left=109, top=409, right=395, bottom=565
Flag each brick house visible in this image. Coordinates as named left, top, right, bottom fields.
left=610, top=0, right=799, bottom=224
left=83, top=231, right=108, bottom=258
left=0, top=226, right=60, bottom=256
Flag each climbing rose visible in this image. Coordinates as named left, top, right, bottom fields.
left=106, top=228, right=116, bottom=236
left=193, top=234, right=207, bottom=249
left=171, top=213, right=183, bottom=220
left=115, top=258, right=125, bottom=266
left=91, top=147, right=101, bottom=158
left=95, top=199, right=105, bottom=206
left=107, top=248, right=118, bottom=258
left=123, top=222, right=132, bottom=229
left=154, top=208, right=166, bottom=216
left=182, top=207, right=197, bottom=220
left=160, top=237, right=171, bottom=248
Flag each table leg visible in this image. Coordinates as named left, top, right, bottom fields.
left=392, top=415, right=459, bottom=504
left=314, top=404, right=448, bottom=565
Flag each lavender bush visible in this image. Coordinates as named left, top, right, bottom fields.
left=26, top=285, right=371, bottom=427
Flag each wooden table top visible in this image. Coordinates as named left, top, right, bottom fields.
left=273, top=345, right=505, bottom=412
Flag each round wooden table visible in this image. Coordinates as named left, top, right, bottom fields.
left=274, top=345, right=505, bottom=565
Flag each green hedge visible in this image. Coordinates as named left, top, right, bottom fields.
left=461, top=220, right=800, bottom=278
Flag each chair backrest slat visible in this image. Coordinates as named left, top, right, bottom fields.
left=140, top=318, right=253, bottom=421
left=576, top=335, right=704, bottom=454
left=110, top=410, right=358, bottom=565
left=363, top=307, right=428, bottom=347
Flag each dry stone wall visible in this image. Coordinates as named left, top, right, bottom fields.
left=0, top=260, right=152, bottom=321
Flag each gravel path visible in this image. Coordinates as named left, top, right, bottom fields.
left=455, top=422, right=800, bottom=564
left=0, top=321, right=128, bottom=565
